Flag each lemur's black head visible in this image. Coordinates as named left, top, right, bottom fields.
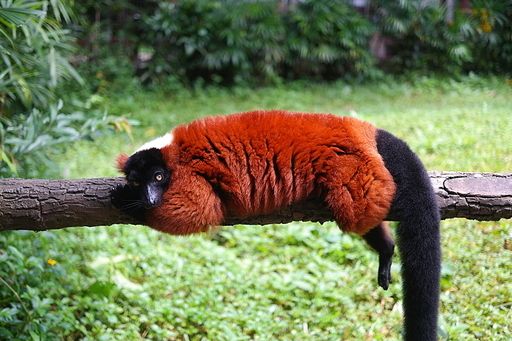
left=120, top=148, right=171, bottom=209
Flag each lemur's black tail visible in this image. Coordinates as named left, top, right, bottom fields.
left=376, top=129, right=441, bottom=341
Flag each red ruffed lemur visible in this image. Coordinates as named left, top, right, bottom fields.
left=111, top=110, right=441, bottom=341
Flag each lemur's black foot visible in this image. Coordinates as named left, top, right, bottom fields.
left=377, top=253, right=393, bottom=290
left=111, top=183, right=147, bottom=223
left=362, top=223, right=395, bottom=290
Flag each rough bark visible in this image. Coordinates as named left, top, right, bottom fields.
left=0, top=171, right=511, bottom=232
left=0, top=178, right=138, bottom=231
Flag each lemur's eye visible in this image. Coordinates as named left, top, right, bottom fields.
left=133, top=181, right=140, bottom=187
left=155, top=174, right=163, bottom=181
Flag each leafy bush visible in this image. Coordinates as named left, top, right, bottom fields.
left=468, top=0, right=512, bottom=74
left=141, top=0, right=285, bottom=85
left=71, top=0, right=512, bottom=86
left=0, top=0, right=82, bottom=115
left=374, top=0, right=471, bottom=74
left=139, top=0, right=379, bottom=85
left=0, top=0, right=136, bottom=178
left=70, top=0, right=155, bottom=93
left=0, top=98, right=135, bottom=178
left=284, top=0, right=378, bottom=81
left=374, top=0, right=512, bottom=76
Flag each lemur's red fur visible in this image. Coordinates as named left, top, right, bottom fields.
left=118, top=110, right=396, bottom=236
left=116, top=154, right=129, bottom=172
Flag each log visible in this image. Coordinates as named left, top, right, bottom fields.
left=0, top=171, right=511, bottom=232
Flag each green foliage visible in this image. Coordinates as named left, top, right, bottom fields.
left=374, top=0, right=512, bottom=75
left=468, top=0, right=512, bottom=74
left=4, top=217, right=508, bottom=340
left=142, top=0, right=375, bottom=84
left=0, top=0, right=82, bottom=115
left=0, top=0, right=136, bottom=178
left=71, top=0, right=512, bottom=87
left=70, top=0, right=155, bottom=93
left=284, top=0, right=378, bottom=81
left=0, top=97, right=137, bottom=178
left=141, top=0, right=285, bottom=85
left=0, top=0, right=83, bottom=177
left=0, top=231, right=78, bottom=340
left=71, top=46, right=139, bottom=95
left=139, top=0, right=379, bottom=85
left=374, top=0, right=469, bottom=73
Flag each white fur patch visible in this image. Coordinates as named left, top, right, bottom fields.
left=134, top=132, right=174, bottom=154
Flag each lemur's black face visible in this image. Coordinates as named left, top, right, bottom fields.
left=123, top=148, right=171, bottom=209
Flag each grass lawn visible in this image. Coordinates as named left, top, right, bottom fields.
left=1, top=78, right=511, bottom=340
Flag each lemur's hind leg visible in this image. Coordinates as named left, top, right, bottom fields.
left=362, top=222, right=395, bottom=290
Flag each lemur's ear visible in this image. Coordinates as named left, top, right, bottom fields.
left=116, top=154, right=129, bottom=173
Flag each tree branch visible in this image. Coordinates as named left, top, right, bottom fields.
left=0, top=171, right=511, bottom=232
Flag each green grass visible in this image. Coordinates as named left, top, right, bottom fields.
left=1, top=78, right=511, bottom=340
